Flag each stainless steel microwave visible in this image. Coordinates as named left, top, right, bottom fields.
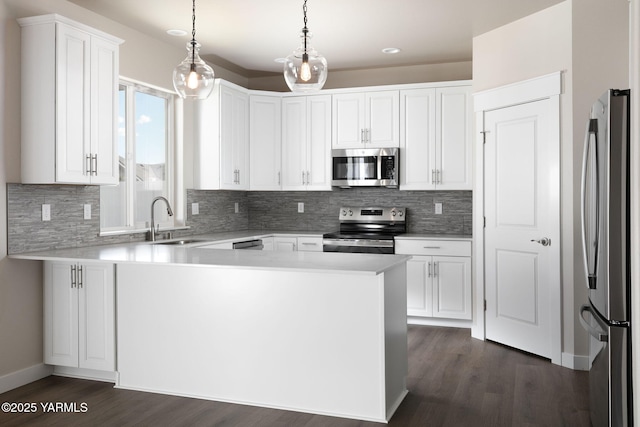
left=331, top=148, right=399, bottom=188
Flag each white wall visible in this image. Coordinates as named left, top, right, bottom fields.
left=472, top=0, right=629, bottom=362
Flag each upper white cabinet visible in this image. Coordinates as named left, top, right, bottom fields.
left=250, top=95, right=282, bottom=191
left=332, top=91, right=399, bottom=148
left=282, top=95, right=332, bottom=191
left=19, top=14, right=122, bottom=185
left=195, top=80, right=249, bottom=190
left=400, top=85, right=472, bottom=190
left=44, top=261, right=115, bottom=371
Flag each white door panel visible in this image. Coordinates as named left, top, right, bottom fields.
left=484, top=98, right=559, bottom=360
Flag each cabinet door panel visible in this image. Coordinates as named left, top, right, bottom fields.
left=250, top=96, right=281, bottom=190
left=306, top=95, right=332, bottom=190
left=332, top=94, right=364, bottom=148
left=44, top=262, right=78, bottom=367
left=436, top=87, right=472, bottom=190
left=366, top=91, right=399, bottom=148
left=400, top=89, right=436, bottom=189
left=282, top=97, right=307, bottom=190
left=56, top=24, right=91, bottom=184
left=406, top=256, right=432, bottom=317
left=432, top=256, right=472, bottom=319
left=90, top=37, right=119, bottom=185
left=79, top=263, right=115, bottom=371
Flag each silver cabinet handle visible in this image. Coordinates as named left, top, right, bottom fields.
left=365, top=128, right=370, bottom=143
left=86, top=155, right=91, bottom=176
left=92, top=154, right=98, bottom=176
left=361, top=129, right=365, bottom=144
left=278, top=171, right=281, bottom=185
left=302, top=171, right=305, bottom=185
left=434, top=262, right=438, bottom=277
left=70, top=265, right=77, bottom=288
left=306, top=171, right=310, bottom=185
left=77, top=265, right=83, bottom=288
left=436, top=169, right=441, bottom=184
left=427, top=262, right=432, bottom=277
left=531, top=237, right=551, bottom=247
left=432, top=169, right=436, bottom=184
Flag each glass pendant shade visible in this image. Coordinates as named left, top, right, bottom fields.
left=284, top=32, right=328, bottom=93
left=173, top=41, right=215, bottom=99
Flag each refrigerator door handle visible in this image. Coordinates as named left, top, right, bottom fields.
left=580, top=118, right=600, bottom=290
left=579, top=304, right=608, bottom=342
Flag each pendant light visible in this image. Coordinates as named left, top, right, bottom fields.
left=172, top=0, right=215, bottom=99
left=283, top=0, right=328, bottom=93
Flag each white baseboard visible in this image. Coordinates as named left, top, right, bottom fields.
left=407, top=316, right=473, bottom=329
left=0, top=363, right=53, bottom=394
left=561, top=352, right=590, bottom=371
left=53, top=366, right=117, bottom=383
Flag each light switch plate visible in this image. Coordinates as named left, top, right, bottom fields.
left=298, top=202, right=304, bottom=213
left=42, top=204, right=51, bottom=221
left=83, top=204, right=91, bottom=220
left=434, top=203, right=443, bottom=215
left=234, top=202, right=239, bottom=214
left=192, top=203, right=199, bottom=215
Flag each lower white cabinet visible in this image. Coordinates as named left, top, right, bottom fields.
left=396, top=239, right=472, bottom=320
left=273, top=237, right=298, bottom=251
left=44, top=261, right=115, bottom=371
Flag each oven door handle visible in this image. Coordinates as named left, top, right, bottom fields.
left=322, top=238, right=394, bottom=248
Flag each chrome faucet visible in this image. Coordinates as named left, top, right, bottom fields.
left=147, top=196, right=174, bottom=241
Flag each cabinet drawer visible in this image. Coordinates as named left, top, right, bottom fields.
left=395, top=239, right=471, bottom=256
left=297, top=236, right=323, bottom=252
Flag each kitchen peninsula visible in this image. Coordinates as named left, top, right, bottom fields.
left=11, top=241, right=410, bottom=423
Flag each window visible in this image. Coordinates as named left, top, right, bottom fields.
left=100, top=80, right=176, bottom=233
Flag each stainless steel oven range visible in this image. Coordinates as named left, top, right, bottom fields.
left=322, top=207, right=406, bottom=254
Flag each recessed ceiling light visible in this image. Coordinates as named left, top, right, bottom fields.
left=274, top=58, right=287, bottom=64
left=167, top=29, right=188, bottom=37
left=382, top=47, right=401, bottom=54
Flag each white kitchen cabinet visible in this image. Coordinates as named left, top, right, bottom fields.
left=195, top=80, right=249, bottom=190
left=400, top=84, right=472, bottom=190
left=282, top=95, right=332, bottom=191
left=273, top=237, right=298, bottom=251
left=250, top=95, right=282, bottom=190
left=44, top=261, right=115, bottom=371
left=198, top=242, right=234, bottom=249
left=261, top=237, right=274, bottom=251
left=396, top=239, right=472, bottom=320
left=19, top=14, right=122, bottom=185
left=332, top=91, right=399, bottom=148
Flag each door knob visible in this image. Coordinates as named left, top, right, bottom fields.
left=531, top=237, right=551, bottom=246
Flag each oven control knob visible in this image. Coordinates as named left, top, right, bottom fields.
left=348, top=210, right=353, bottom=216
left=341, top=209, right=347, bottom=216
left=399, top=211, right=404, bottom=217
left=392, top=211, right=397, bottom=216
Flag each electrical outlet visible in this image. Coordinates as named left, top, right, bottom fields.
left=192, top=203, right=199, bottom=215
left=434, top=203, right=443, bottom=215
left=83, top=204, right=92, bottom=220
left=298, top=202, right=304, bottom=213
left=234, top=202, right=239, bottom=214
left=42, top=204, right=51, bottom=221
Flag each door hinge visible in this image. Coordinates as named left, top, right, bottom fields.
left=483, top=217, right=486, bottom=228
left=484, top=300, right=487, bottom=311
left=480, top=130, right=489, bottom=144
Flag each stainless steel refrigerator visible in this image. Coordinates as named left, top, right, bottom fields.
left=579, top=89, right=633, bottom=427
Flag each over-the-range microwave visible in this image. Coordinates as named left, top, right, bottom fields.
left=331, top=148, right=399, bottom=188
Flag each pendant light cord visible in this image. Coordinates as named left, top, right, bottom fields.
left=302, top=0, right=308, bottom=54
left=191, top=0, right=197, bottom=66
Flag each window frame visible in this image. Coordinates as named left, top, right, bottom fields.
left=99, top=78, right=180, bottom=235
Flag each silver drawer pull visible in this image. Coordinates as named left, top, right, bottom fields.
left=423, top=246, right=441, bottom=249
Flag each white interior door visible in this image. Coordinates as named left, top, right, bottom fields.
left=484, top=98, right=560, bottom=360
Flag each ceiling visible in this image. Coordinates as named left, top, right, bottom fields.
left=68, top=0, right=564, bottom=77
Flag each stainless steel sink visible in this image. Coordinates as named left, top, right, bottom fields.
left=153, top=239, right=206, bottom=246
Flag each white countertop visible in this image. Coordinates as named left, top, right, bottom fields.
left=395, top=233, right=472, bottom=241
left=10, top=240, right=409, bottom=276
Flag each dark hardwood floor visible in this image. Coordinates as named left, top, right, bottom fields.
left=0, top=326, right=590, bottom=427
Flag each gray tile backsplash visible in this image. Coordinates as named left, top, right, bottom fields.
left=7, top=183, right=471, bottom=254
